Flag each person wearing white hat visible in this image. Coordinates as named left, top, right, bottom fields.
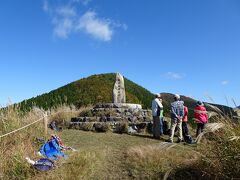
left=169, top=94, right=184, bottom=143
left=151, top=93, right=163, bottom=139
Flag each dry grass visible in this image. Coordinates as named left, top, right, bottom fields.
left=125, top=116, right=240, bottom=179
left=48, top=105, right=92, bottom=128
left=1, top=104, right=240, bottom=179
left=191, top=117, right=240, bottom=179
left=0, top=105, right=92, bottom=179
left=126, top=143, right=198, bottom=179
left=0, top=106, right=46, bottom=179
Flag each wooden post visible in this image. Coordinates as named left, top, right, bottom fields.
left=44, top=113, right=48, bottom=136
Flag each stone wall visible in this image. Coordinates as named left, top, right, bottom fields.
left=71, top=103, right=151, bottom=124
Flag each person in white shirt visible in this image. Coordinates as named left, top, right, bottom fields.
left=152, top=93, right=163, bottom=139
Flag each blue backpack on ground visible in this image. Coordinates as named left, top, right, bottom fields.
left=33, top=158, right=54, bottom=171
left=184, top=135, right=194, bottom=144
left=39, top=137, right=66, bottom=160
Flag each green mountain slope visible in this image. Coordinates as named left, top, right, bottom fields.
left=19, top=73, right=154, bottom=111
left=18, top=73, right=235, bottom=118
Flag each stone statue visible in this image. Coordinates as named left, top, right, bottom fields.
left=113, top=73, right=126, bottom=103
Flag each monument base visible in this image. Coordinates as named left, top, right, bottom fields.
left=94, top=103, right=142, bottom=109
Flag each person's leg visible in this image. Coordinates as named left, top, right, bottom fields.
left=185, top=122, right=189, bottom=136
left=169, top=120, right=177, bottom=142
left=159, top=117, right=163, bottom=136
left=201, top=123, right=206, bottom=133
left=196, top=123, right=199, bottom=137
left=155, top=116, right=160, bottom=138
left=152, top=116, right=156, bottom=138
left=177, top=121, right=183, bottom=141
left=196, top=123, right=202, bottom=137
left=153, top=116, right=160, bottom=139
left=182, top=122, right=186, bottom=138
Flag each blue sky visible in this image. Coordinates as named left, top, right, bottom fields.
left=0, top=0, right=239, bottom=107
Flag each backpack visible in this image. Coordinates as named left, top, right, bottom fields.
left=184, top=135, right=194, bottom=144
left=33, top=158, right=54, bottom=171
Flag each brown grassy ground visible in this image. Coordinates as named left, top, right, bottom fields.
left=33, top=130, right=161, bottom=179
left=1, top=105, right=240, bottom=179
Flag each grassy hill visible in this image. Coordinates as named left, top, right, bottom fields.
left=19, top=73, right=154, bottom=111
left=17, top=73, right=235, bottom=118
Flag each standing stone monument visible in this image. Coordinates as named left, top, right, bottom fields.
left=70, top=72, right=151, bottom=128
left=113, top=73, right=126, bottom=103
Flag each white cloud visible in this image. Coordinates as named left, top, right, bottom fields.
left=165, top=72, right=184, bottom=80
left=53, top=17, right=74, bottom=38
left=77, top=11, right=113, bottom=41
left=221, top=80, right=229, bottom=85
left=70, top=0, right=92, bottom=6
left=56, top=6, right=76, bottom=17
left=51, top=6, right=76, bottom=39
left=43, top=1, right=126, bottom=41
left=82, top=0, right=92, bottom=6
left=112, top=22, right=128, bottom=31
left=43, top=0, right=49, bottom=12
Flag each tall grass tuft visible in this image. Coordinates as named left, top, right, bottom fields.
left=126, top=143, right=198, bottom=179
left=0, top=105, right=45, bottom=179
left=0, top=104, right=88, bottom=179
left=194, top=116, right=240, bottom=179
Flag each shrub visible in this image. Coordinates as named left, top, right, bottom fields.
left=146, top=122, right=153, bottom=134
left=49, top=105, right=79, bottom=128
left=79, top=109, right=93, bottom=117
left=94, top=123, right=110, bottom=132
left=79, top=122, right=94, bottom=131
left=114, top=122, right=128, bottom=134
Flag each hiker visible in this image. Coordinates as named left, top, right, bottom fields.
left=194, top=101, right=208, bottom=137
left=152, top=93, right=163, bottom=139
left=182, top=106, right=189, bottom=137
left=182, top=106, right=194, bottom=144
left=169, top=94, right=184, bottom=143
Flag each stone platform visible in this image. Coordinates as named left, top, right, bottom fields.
left=94, top=103, right=142, bottom=109
left=71, top=103, right=151, bottom=123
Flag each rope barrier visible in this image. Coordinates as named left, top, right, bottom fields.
left=0, top=116, right=46, bottom=139
left=0, top=110, right=74, bottom=139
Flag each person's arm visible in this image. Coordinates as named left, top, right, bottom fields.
left=185, top=107, right=188, bottom=116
